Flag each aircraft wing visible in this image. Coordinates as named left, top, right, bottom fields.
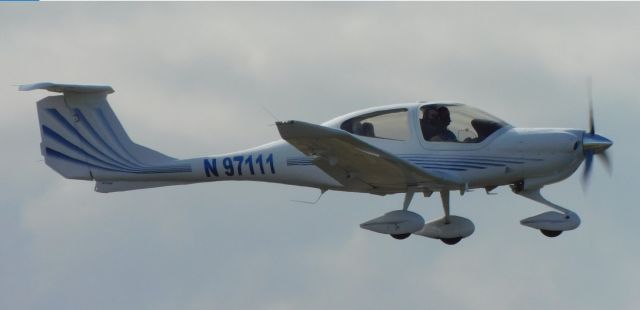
left=276, top=120, right=462, bottom=192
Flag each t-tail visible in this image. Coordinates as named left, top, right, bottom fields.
left=22, top=83, right=195, bottom=193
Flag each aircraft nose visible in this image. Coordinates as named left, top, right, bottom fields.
left=582, top=132, right=612, bottom=154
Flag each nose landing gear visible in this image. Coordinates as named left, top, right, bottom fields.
left=515, top=188, right=580, bottom=237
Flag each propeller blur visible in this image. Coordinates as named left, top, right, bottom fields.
left=582, top=78, right=613, bottom=189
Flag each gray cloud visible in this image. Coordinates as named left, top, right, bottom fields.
left=1, top=2, right=639, bottom=310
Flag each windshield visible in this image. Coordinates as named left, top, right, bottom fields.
left=419, top=104, right=508, bottom=143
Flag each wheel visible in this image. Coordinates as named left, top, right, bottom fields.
left=440, top=237, right=462, bottom=245
left=390, top=233, right=411, bottom=240
left=540, top=229, right=563, bottom=238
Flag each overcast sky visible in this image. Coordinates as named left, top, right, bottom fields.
left=1, top=2, right=639, bottom=310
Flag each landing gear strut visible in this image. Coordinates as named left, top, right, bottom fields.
left=438, top=191, right=458, bottom=245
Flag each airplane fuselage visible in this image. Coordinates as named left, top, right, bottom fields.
left=94, top=102, right=587, bottom=196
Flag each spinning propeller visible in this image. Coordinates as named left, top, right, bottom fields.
left=581, top=79, right=613, bottom=189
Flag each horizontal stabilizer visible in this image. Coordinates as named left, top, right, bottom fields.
left=20, top=82, right=114, bottom=94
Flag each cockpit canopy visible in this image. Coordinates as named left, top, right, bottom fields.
left=340, top=108, right=410, bottom=141
left=339, top=103, right=508, bottom=143
left=419, top=103, right=508, bottom=143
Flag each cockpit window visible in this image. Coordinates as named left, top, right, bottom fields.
left=419, top=104, right=508, bottom=143
left=341, top=108, right=410, bottom=141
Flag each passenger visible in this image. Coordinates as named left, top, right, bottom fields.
left=361, top=122, right=375, bottom=137
left=420, top=107, right=440, bottom=141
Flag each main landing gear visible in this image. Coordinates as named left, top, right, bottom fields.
left=360, top=189, right=475, bottom=245
left=414, top=191, right=475, bottom=245
left=514, top=188, right=580, bottom=237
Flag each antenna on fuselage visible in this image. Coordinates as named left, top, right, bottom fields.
left=290, top=189, right=327, bottom=205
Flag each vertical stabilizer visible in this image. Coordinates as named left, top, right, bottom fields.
left=23, top=83, right=192, bottom=183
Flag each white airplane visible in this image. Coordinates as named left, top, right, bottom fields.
left=21, top=82, right=613, bottom=245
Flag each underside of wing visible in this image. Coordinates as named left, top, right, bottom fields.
left=276, top=120, right=462, bottom=193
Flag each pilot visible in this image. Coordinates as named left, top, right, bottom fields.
left=420, top=106, right=456, bottom=142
